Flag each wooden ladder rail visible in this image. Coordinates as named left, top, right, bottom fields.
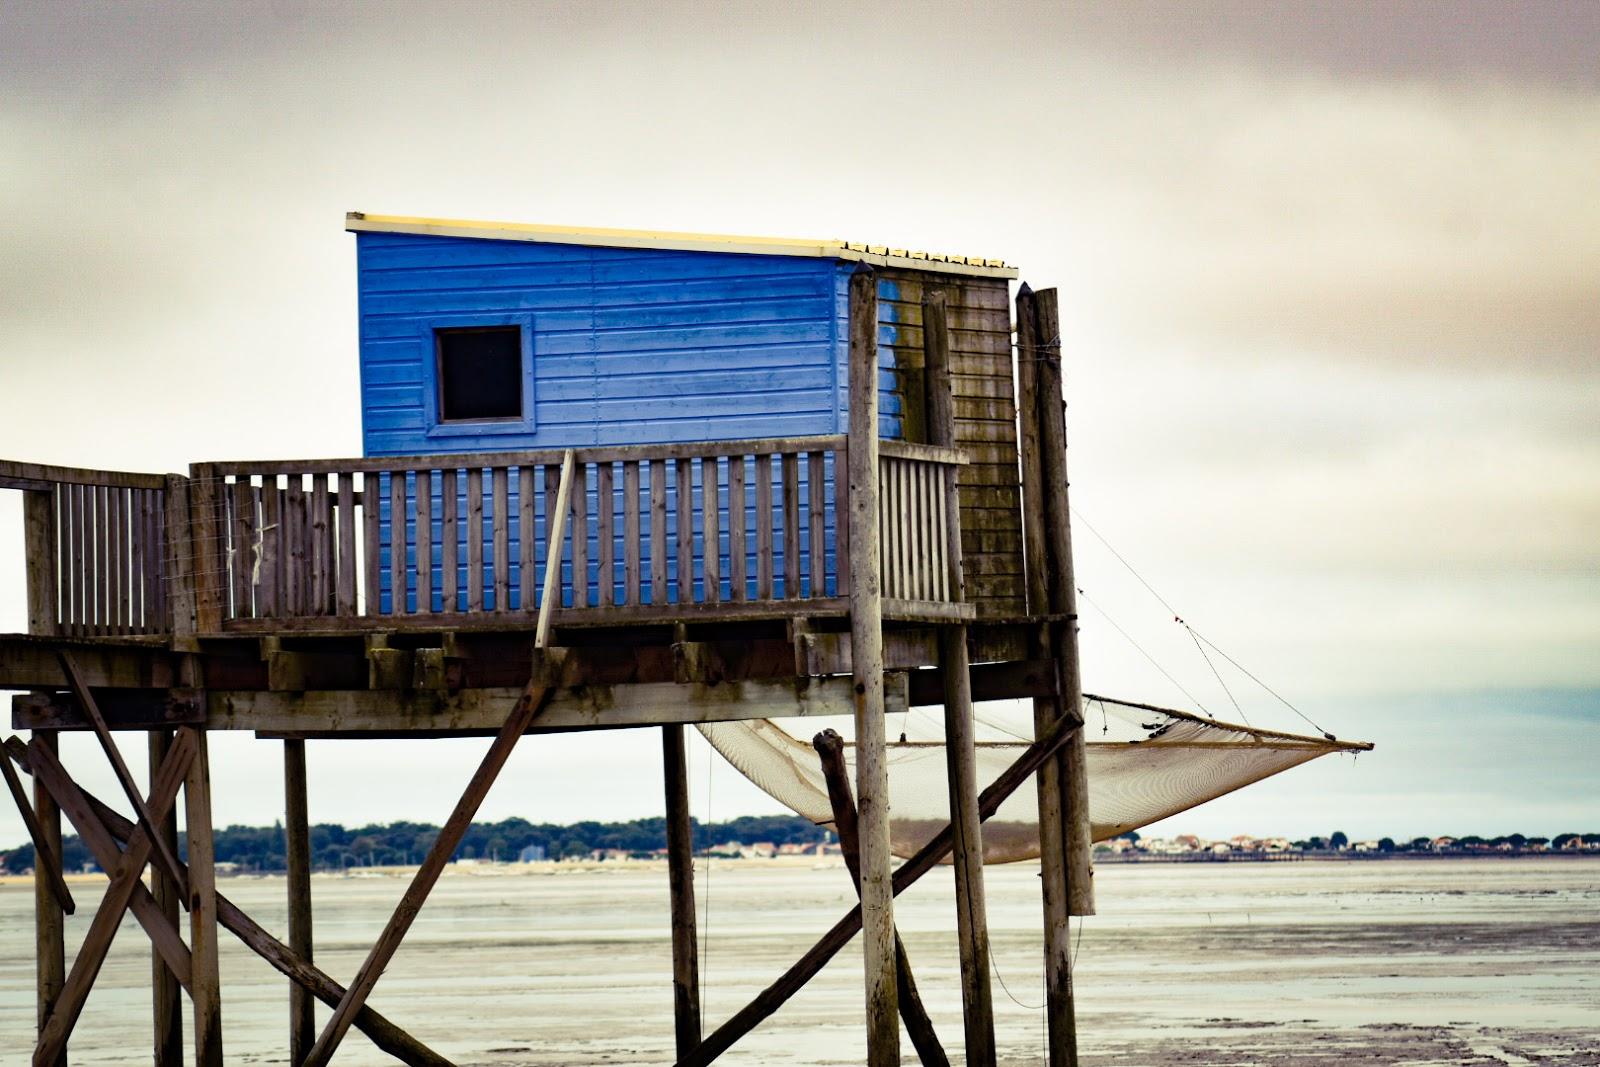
left=300, top=449, right=575, bottom=1067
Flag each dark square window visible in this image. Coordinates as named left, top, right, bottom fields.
left=436, top=326, right=523, bottom=422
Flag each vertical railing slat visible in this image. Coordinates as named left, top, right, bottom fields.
left=337, top=475, right=357, bottom=616
left=702, top=457, right=720, bottom=605
left=650, top=458, right=667, bottom=604
left=414, top=471, right=432, bottom=615
left=518, top=466, right=536, bottom=613
left=492, top=467, right=509, bottom=612
left=570, top=462, right=588, bottom=609
left=597, top=461, right=614, bottom=608
left=440, top=469, right=459, bottom=613
left=466, top=468, right=484, bottom=613
left=282, top=477, right=301, bottom=615
left=808, top=451, right=826, bottom=600
left=362, top=474, right=381, bottom=616
left=675, top=458, right=693, bottom=605
left=781, top=452, right=800, bottom=601
left=727, top=455, right=746, bottom=603
left=755, top=454, right=773, bottom=600
left=260, top=477, right=280, bottom=619
left=390, top=471, right=407, bottom=615
left=623, top=461, right=641, bottom=606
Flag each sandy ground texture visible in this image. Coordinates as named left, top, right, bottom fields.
left=0, top=856, right=1595, bottom=1065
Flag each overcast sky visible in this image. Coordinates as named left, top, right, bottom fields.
left=1, top=1, right=1595, bottom=846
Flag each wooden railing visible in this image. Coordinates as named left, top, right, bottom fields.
left=194, top=436, right=903, bottom=629
left=5, top=438, right=967, bottom=636
left=1, top=461, right=170, bottom=637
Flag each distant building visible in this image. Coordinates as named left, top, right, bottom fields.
left=707, top=841, right=744, bottom=857
left=744, top=842, right=777, bottom=859
left=517, top=844, right=547, bottom=863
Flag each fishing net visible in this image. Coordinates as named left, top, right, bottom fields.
left=698, top=694, right=1371, bottom=864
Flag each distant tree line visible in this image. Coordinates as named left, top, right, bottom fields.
left=1, top=813, right=829, bottom=875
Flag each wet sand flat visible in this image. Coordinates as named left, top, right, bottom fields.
left=1, top=856, right=1595, bottom=1064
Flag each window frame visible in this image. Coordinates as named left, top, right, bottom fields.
left=420, top=314, right=536, bottom=440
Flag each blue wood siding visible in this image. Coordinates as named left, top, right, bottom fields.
left=356, top=233, right=855, bottom=610
left=357, top=232, right=848, bottom=453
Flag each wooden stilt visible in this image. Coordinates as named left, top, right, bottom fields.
left=32, top=730, right=66, bottom=1067
left=1016, top=284, right=1081, bottom=1067
left=813, top=731, right=949, bottom=1067
left=1031, top=288, right=1096, bottom=920
left=846, top=269, right=899, bottom=1067
left=662, top=723, right=701, bottom=1058
left=4, top=739, right=451, bottom=1067
left=149, top=730, right=184, bottom=1067
left=186, top=729, right=225, bottom=1067
left=284, top=738, right=315, bottom=1064
left=676, top=711, right=1081, bottom=1067
left=924, top=289, right=997, bottom=1067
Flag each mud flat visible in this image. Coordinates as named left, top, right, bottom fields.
left=1, top=856, right=1595, bottom=1064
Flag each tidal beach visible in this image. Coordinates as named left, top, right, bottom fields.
left=1, top=855, right=1594, bottom=1065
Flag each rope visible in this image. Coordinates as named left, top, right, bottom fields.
left=1075, top=587, right=1212, bottom=716
left=989, top=947, right=1044, bottom=1011
left=1184, top=622, right=1249, bottom=726
left=1071, top=506, right=1333, bottom=739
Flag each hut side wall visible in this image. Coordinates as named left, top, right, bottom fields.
left=356, top=231, right=847, bottom=454
left=877, top=271, right=1025, bottom=617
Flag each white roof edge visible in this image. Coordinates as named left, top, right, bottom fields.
left=346, top=213, right=1019, bottom=280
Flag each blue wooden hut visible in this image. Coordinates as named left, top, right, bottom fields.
left=346, top=213, right=1027, bottom=617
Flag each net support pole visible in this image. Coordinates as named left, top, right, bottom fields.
left=925, top=288, right=997, bottom=1066
left=663, top=722, right=701, bottom=1058
left=284, top=738, right=315, bottom=1064
left=1017, top=284, right=1081, bottom=1067
left=846, top=268, right=900, bottom=1067
left=1031, top=288, right=1095, bottom=919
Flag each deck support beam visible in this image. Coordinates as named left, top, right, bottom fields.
left=846, top=269, right=899, bottom=1067
left=284, top=739, right=315, bottom=1064
left=663, top=723, right=701, bottom=1058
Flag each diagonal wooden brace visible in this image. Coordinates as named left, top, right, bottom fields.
left=33, top=727, right=196, bottom=1067
left=677, top=711, right=1084, bottom=1067
left=2, top=737, right=455, bottom=1067
left=814, top=730, right=949, bottom=1067
left=57, top=650, right=189, bottom=897
left=21, top=738, right=193, bottom=991
left=0, top=741, right=74, bottom=915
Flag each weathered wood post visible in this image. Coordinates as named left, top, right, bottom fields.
left=150, top=729, right=184, bottom=1067
left=662, top=722, right=701, bottom=1058
left=846, top=269, right=900, bottom=1066
left=186, top=729, right=225, bottom=1066
left=189, top=464, right=225, bottom=634
left=1031, top=288, right=1095, bottom=918
left=22, top=487, right=66, bottom=1065
left=284, top=738, right=315, bottom=1064
left=1015, top=284, right=1081, bottom=1066
left=33, top=729, right=66, bottom=1067
left=923, top=289, right=997, bottom=1066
